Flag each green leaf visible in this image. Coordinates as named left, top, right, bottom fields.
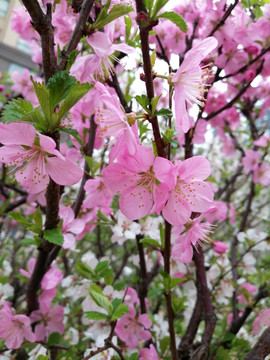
left=32, top=207, right=43, bottom=230
left=57, top=82, right=93, bottom=121
left=94, top=4, right=133, bottom=30
left=112, top=298, right=122, bottom=311
left=151, top=0, right=169, bottom=18
left=150, top=49, right=156, bottom=68
left=151, top=94, right=161, bottom=114
left=104, top=269, right=114, bottom=285
left=135, top=94, right=150, bottom=113
left=85, top=311, right=108, bottom=320
left=66, top=50, right=80, bottom=71
left=140, top=237, right=161, bottom=249
left=95, top=261, right=109, bottom=275
left=128, top=353, right=139, bottom=360
left=47, top=332, right=61, bottom=347
left=89, top=289, right=113, bottom=316
left=157, top=12, right=187, bottom=33
left=58, top=127, right=83, bottom=146
left=111, top=303, right=129, bottom=320
left=125, top=16, right=132, bottom=41
left=44, top=228, right=64, bottom=246
left=36, top=356, right=48, bottom=360
left=47, top=71, right=77, bottom=114
left=75, top=261, right=95, bottom=280
left=9, top=212, right=41, bottom=234
left=1, top=98, right=33, bottom=123
left=21, top=237, right=40, bottom=246
left=31, top=78, right=51, bottom=121
left=156, top=108, right=173, bottom=118
left=170, top=277, right=184, bottom=290
left=97, top=209, right=111, bottom=223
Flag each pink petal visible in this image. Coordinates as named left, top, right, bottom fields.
left=0, top=122, right=35, bottom=146
left=46, top=157, right=83, bottom=186
left=162, top=193, right=191, bottom=226
left=179, top=156, right=211, bottom=181
left=120, top=186, right=153, bottom=220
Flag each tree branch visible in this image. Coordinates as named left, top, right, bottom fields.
left=245, top=326, right=270, bottom=360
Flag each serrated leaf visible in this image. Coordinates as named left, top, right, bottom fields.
left=66, top=49, right=80, bottom=71
left=31, top=78, right=51, bottom=120
left=150, top=49, right=156, bottom=68
left=1, top=98, right=33, bottom=123
left=94, top=4, right=133, bottom=30
left=156, top=108, right=173, bottom=118
left=57, top=82, right=93, bottom=121
left=135, top=94, right=150, bottom=113
left=170, top=277, right=184, bottom=289
left=76, top=261, right=95, bottom=280
left=47, top=71, right=76, bottom=113
left=89, top=283, right=103, bottom=294
left=32, top=207, right=43, bottom=230
left=95, top=261, right=109, bottom=274
left=21, top=238, right=39, bottom=246
left=157, top=12, right=187, bottom=33
left=140, top=237, right=161, bottom=248
left=58, top=127, right=83, bottom=146
left=89, top=289, right=113, bottom=316
left=125, top=16, right=132, bottom=41
left=151, top=94, right=161, bottom=114
left=47, top=332, right=61, bottom=347
left=36, top=356, right=48, bottom=360
left=111, top=303, right=129, bottom=320
left=112, top=298, right=122, bottom=311
left=85, top=311, right=108, bottom=320
left=9, top=212, right=41, bottom=234
left=44, top=228, right=64, bottom=246
left=151, top=0, right=169, bottom=18
left=104, top=269, right=114, bottom=285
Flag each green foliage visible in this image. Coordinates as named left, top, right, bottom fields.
left=47, top=332, right=61, bottom=347
left=156, top=108, right=173, bottom=118
left=94, top=2, right=133, bottom=30
left=44, top=228, right=64, bottom=246
left=135, top=94, right=151, bottom=114
left=111, top=303, right=129, bottom=320
left=157, top=12, right=187, bottom=32
left=89, top=286, right=113, bottom=316
left=140, top=237, right=161, bottom=249
left=9, top=211, right=42, bottom=235
left=85, top=311, right=108, bottom=320
left=57, top=127, right=83, bottom=146
left=147, top=0, right=170, bottom=19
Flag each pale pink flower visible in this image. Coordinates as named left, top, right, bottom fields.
left=205, top=201, right=228, bottom=223
left=213, top=241, right=228, bottom=254
left=171, top=37, right=218, bottom=133
left=253, top=308, right=270, bottom=335
left=11, top=69, right=41, bottom=106
left=172, top=212, right=213, bottom=264
left=103, top=145, right=175, bottom=220
left=237, top=282, right=258, bottom=305
left=93, top=82, right=139, bottom=161
left=30, top=304, right=65, bottom=341
left=140, top=344, right=160, bottom=360
left=115, top=305, right=152, bottom=348
left=253, top=162, right=270, bottom=186
left=242, top=149, right=260, bottom=174
left=0, top=302, right=35, bottom=349
left=59, top=206, right=85, bottom=249
left=70, top=31, right=133, bottom=81
left=254, top=135, right=270, bottom=147
left=84, top=177, right=113, bottom=210
left=0, top=123, right=83, bottom=194
left=11, top=7, right=39, bottom=41
left=161, top=156, right=214, bottom=226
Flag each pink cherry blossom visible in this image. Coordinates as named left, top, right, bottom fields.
left=237, top=282, right=258, bottom=305
left=0, top=123, right=83, bottom=193
left=103, top=145, right=175, bottom=220
left=161, top=156, right=214, bottom=226
left=253, top=308, right=270, bottom=335
left=213, top=241, right=228, bottom=254
left=242, top=149, right=260, bottom=174
left=11, top=69, right=41, bottom=106
left=171, top=37, right=218, bottom=133
left=253, top=162, right=270, bottom=186
left=59, top=206, right=85, bottom=249
left=30, top=304, right=65, bottom=341
left=0, top=302, right=35, bottom=349
left=115, top=305, right=152, bottom=348
left=139, top=344, right=160, bottom=360
left=172, top=212, right=213, bottom=264
left=84, top=177, right=113, bottom=211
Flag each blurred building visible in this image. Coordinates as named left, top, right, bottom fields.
left=0, top=0, right=36, bottom=74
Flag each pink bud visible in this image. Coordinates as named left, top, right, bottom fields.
left=213, top=241, right=228, bottom=254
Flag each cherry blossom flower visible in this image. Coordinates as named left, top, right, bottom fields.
left=242, top=149, right=260, bottom=174
left=253, top=162, right=270, bottom=186
left=30, top=304, right=65, bottom=341
left=170, top=37, right=218, bottom=133
left=0, top=123, right=83, bottom=194
left=213, top=241, right=228, bottom=254
left=161, top=156, right=214, bottom=226
left=0, top=302, right=35, bottom=349
left=111, top=210, right=141, bottom=245
left=84, top=176, right=113, bottom=211
left=115, top=305, right=152, bottom=348
left=103, top=145, right=175, bottom=220
left=59, top=206, right=85, bottom=249
left=253, top=308, right=270, bottom=335
left=140, top=344, right=160, bottom=360
left=11, top=69, right=41, bottom=106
